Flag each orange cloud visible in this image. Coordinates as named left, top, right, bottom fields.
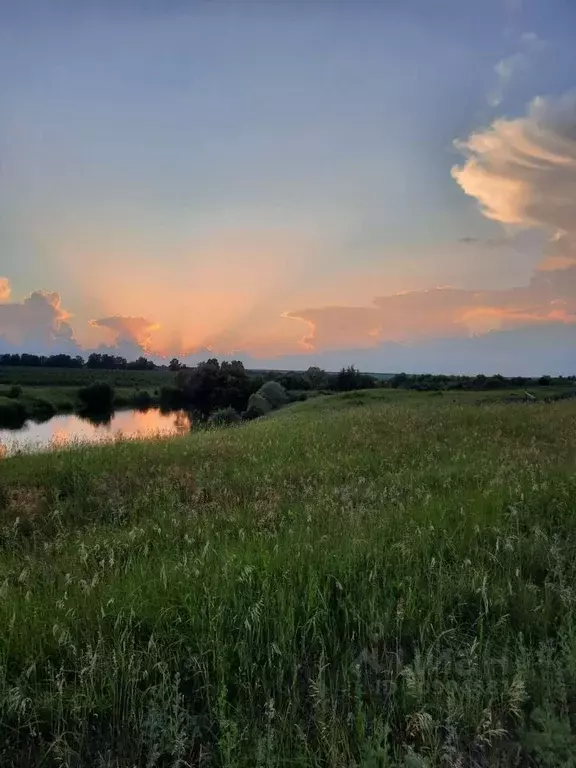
left=452, top=93, right=576, bottom=272
left=90, top=316, right=159, bottom=352
left=0, top=277, right=11, bottom=302
left=285, top=266, right=576, bottom=352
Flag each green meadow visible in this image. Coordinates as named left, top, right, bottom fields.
left=1, top=390, right=576, bottom=766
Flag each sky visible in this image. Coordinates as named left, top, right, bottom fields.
left=1, top=0, right=576, bottom=374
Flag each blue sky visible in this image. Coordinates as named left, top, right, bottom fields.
left=1, top=0, right=575, bottom=373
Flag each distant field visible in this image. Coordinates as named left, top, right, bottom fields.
left=1, top=391, right=576, bottom=765
left=0, top=366, right=175, bottom=388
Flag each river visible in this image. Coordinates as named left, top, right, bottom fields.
left=0, top=408, right=192, bottom=455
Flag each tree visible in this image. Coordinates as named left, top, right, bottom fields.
left=169, top=358, right=183, bottom=372
left=78, top=382, right=114, bottom=411
left=243, top=393, right=271, bottom=420
left=258, top=381, right=288, bottom=409
left=126, top=356, right=155, bottom=370
left=306, top=366, right=327, bottom=389
left=335, top=365, right=374, bottom=391
left=176, top=359, right=254, bottom=416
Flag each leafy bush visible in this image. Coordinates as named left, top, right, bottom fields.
left=208, top=407, right=241, bottom=426
left=258, top=381, right=288, bottom=409
left=7, top=385, right=22, bottom=399
left=0, top=397, right=28, bottom=428
left=243, top=393, right=272, bottom=420
left=159, top=385, right=187, bottom=409
left=133, top=390, right=153, bottom=410
left=78, top=382, right=114, bottom=411
left=29, top=398, right=57, bottom=421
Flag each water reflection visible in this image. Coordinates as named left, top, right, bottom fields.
left=0, top=408, right=192, bottom=455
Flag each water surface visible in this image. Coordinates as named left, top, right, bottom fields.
left=0, top=408, right=192, bottom=455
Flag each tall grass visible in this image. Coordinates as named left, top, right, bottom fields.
left=1, top=396, right=576, bottom=765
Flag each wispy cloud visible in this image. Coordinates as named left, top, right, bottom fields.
left=486, top=32, right=545, bottom=108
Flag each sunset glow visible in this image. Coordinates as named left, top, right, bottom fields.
left=2, top=1, right=576, bottom=373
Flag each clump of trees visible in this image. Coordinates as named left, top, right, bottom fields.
left=175, top=359, right=257, bottom=417
left=244, top=381, right=289, bottom=420
left=86, top=354, right=156, bottom=370
left=78, top=382, right=114, bottom=412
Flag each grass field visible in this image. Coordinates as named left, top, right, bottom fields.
left=1, top=391, right=576, bottom=765
left=0, top=367, right=175, bottom=388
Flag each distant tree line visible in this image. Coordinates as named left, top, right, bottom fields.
left=383, top=372, right=575, bottom=391
left=0, top=352, right=157, bottom=370
left=158, top=360, right=377, bottom=420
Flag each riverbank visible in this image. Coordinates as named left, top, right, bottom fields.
left=0, top=384, right=162, bottom=428
left=1, top=394, right=576, bottom=765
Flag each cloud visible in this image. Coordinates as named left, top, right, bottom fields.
left=452, top=92, right=576, bottom=271
left=0, top=289, right=77, bottom=352
left=486, top=33, right=545, bottom=108
left=0, top=277, right=11, bottom=302
left=286, top=264, right=576, bottom=352
left=457, top=235, right=519, bottom=249
left=90, top=316, right=159, bottom=351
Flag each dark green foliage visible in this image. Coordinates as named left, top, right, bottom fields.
left=306, top=365, right=329, bottom=389
left=208, top=406, right=241, bottom=426
left=133, top=390, right=153, bottom=410
left=29, top=397, right=57, bottom=420
left=278, top=371, right=311, bottom=390
left=335, top=365, right=375, bottom=391
left=0, top=397, right=27, bottom=428
left=387, top=372, right=576, bottom=392
left=243, top=392, right=272, bottom=419
left=258, top=380, right=288, bottom=408
left=159, top=385, right=187, bottom=409
left=86, top=353, right=155, bottom=370
left=176, top=359, right=256, bottom=416
left=6, top=385, right=22, bottom=399
left=78, top=382, right=114, bottom=412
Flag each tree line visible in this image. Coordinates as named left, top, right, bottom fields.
left=0, top=352, right=157, bottom=370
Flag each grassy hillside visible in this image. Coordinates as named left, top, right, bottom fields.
left=1, top=394, right=576, bottom=765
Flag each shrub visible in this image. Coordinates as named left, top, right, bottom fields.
left=0, top=397, right=28, bottom=428
left=288, top=392, right=308, bottom=403
left=208, top=407, right=241, bottom=426
left=133, top=390, right=153, bottom=410
left=7, top=385, right=22, bottom=399
left=243, top=393, right=272, bottom=420
left=29, top=398, right=57, bottom=421
left=159, top=385, right=187, bottom=409
left=258, top=381, right=288, bottom=409
left=78, top=382, right=114, bottom=411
